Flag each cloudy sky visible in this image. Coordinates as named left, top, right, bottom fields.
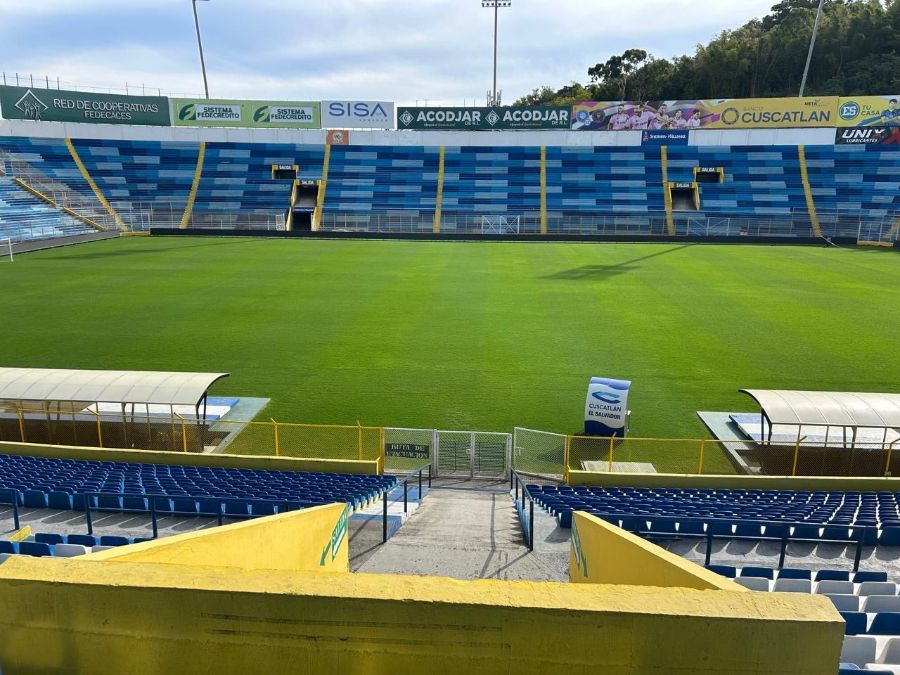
left=0, top=0, right=776, bottom=104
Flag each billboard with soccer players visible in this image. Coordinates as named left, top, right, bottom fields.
left=572, top=97, right=840, bottom=130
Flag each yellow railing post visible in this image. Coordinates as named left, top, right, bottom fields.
left=177, top=414, right=188, bottom=453
left=698, top=440, right=706, bottom=474
left=563, top=435, right=571, bottom=483
left=93, top=410, right=103, bottom=448
left=16, top=408, right=26, bottom=442
left=792, top=436, right=807, bottom=477
left=357, top=421, right=363, bottom=460
left=271, top=419, right=280, bottom=456
left=608, top=436, right=614, bottom=473
left=885, top=440, right=898, bottom=477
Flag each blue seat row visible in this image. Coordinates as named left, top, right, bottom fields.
left=0, top=452, right=396, bottom=514
left=0, top=533, right=147, bottom=557
left=533, top=484, right=900, bottom=529
left=706, top=564, right=886, bottom=583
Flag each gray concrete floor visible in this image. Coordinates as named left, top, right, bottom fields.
left=351, top=478, right=570, bottom=581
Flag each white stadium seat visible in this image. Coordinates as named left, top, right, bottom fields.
left=841, top=635, right=876, bottom=667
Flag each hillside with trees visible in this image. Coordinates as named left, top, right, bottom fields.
left=516, top=0, right=899, bottom=105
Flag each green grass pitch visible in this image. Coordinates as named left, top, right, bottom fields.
left=1, top=237, right=898, bottom=456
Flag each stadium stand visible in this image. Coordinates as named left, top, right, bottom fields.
left=0, top=532, right=152, bottom=563
left=707, top=564, right=900, bottom=673
left=0, top=175, right=96, bottom=242
left=0, top=136, right=896, bottom=238
left=530, top=485, right=900, bottom=537
left=0, top=452, right=395, bottom=515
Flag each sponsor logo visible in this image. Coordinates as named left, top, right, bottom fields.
left=486, top=109, right=500, bottom=127
left=721, top=107, right=740, bottom=125
left=571, top=519, right=588, bottom=578
left=836, top=127, right=891, bottom=144
left=839, top=101, right=861, bottom=120
left=399, top=110, right=414, bottom=126
left=319, top=504, right=349, bottom=565
left=253, top=106, right=269, bottom=123
left=268, top=105, right=315, bottom=123
left=14, top=90, right=48, bottom=121
left=327, top=101, right=389, bottom=119
left=591, top=391, right=621, bottom=405
left=178, top=104, right=196, bottom=121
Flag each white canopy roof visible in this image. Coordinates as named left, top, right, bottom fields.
left=740, top=389, right=900, bottom=429
left=0, top=367, right=229, bottom=407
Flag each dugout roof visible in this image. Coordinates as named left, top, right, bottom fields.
left=740, top=389, right=900, bottom=430
left=0, top=367, right=229, bottom=408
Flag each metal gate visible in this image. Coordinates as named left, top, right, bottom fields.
left=435, top=430, right=511, bottom=479
left=382, top=427, right=512, bottom=478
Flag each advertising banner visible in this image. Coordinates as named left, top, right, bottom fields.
left=836, top=96, right=900, bottom=127
left=584, top=377, right=631, bottom=437
left=173, top=98, right=320, bottom=128
left=573, top=97, right=838, bottom=130
left=397, top=106, right=570, bottom=130
left=326, top=129, right=350, bottom=145
left=835, top=127, right=900, bottom=145
left=322, top=100, right=394, bottom=129
left=641, top=130, right=689, bottom=145
left=0, top=85, right=170, bottom=126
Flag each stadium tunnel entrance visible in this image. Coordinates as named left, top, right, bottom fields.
left=289, top=179, right=320, bottom=232
left=669, top=182, right=699, bottom=212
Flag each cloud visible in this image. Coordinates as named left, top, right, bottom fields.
left=0, top=0, right=777, bottom=103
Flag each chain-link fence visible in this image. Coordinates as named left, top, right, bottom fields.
left=382, top=427, right=435, bottom=473
left=512, top=428, right=566, bottom=478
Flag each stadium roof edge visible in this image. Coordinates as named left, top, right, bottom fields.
left=739, top=389, right=900, bottom=430
left=0, top=367, right=229, bottom=408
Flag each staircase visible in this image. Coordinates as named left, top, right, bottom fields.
left=0, top=176, right=98, bottom=244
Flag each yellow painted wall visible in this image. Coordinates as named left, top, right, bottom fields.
left=568, top=468, right=900, bottom=491
left=86, top=503, right=349, bottom=573
left=0, top=440, right=379, bottom=475
left=0, top=556, right=843, bottom=675
left=569, top=511, right=743, bottom=591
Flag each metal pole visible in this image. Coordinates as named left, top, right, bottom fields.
left=192, top=0, right=210, bottom=99
left=799, top=0, right=826, bottom=97
left=382, top=491, right=388, bottom=543
left=492, top=0, right=498, bottom=104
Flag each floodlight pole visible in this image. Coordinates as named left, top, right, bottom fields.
left=799, top=0, right=825, bottom=97
left=482, top=0, right=511, bottom=106
left=192, top=0, right=211, bottom=99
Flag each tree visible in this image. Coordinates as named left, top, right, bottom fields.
left=587, top=49, right=649, bottom=99
left=518, top=0, right=897, bottom=101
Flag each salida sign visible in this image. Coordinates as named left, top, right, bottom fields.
left=397, top=106, right=570, bottom=130
left=584, top=377, right=631, bottom=437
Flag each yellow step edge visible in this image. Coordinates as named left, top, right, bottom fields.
left=313, top=144, right=331, bottom=232
left=180, top=141, right=206, bottom=229
left=65, top=138, right=128, bottom=232
left=797, top=145, right=822, bottom=238
left=433, top=146, right=445, bottom=233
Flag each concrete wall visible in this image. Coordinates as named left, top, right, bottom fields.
left=0, top=556, right=843, bottom=675
left=86, top=503, right=349, bottom=573
left=567, top=469, right=900, bottom=491
left=0, top=118, right=836, bottom=148
left=569, top=512, right=744, bottom=591
left=0, top=440, right=379, bottom=475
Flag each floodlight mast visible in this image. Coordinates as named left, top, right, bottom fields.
left=799, top=0, right=825, bottom=97
left=192, top=0, right=211, bottom=99
left=482, top=0, right=511, bottom=106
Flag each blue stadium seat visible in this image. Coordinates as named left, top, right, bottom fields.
left=840, top=611, right=867, bottom=635
left=853, top=571, right=888, bottom=583
left=18, top=541, right=51, bottom=557
left=66, top=534, right=97, bottom=547
left=740, top=567, right=775, bottom=580
left=23, top=490, right=48, bottom=508
left=776, top=568, right=811, bottom=580
left=0, top=541, right=18, bottom=554
left=34, top=533, right=64, bottom=546
left=868, top=613, right=900, bottom=636
left=706, top=565, right=736, bottom=578
left=99, top=536, right=130, bottom=547
left=815, top=569, right=850, bottom=582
